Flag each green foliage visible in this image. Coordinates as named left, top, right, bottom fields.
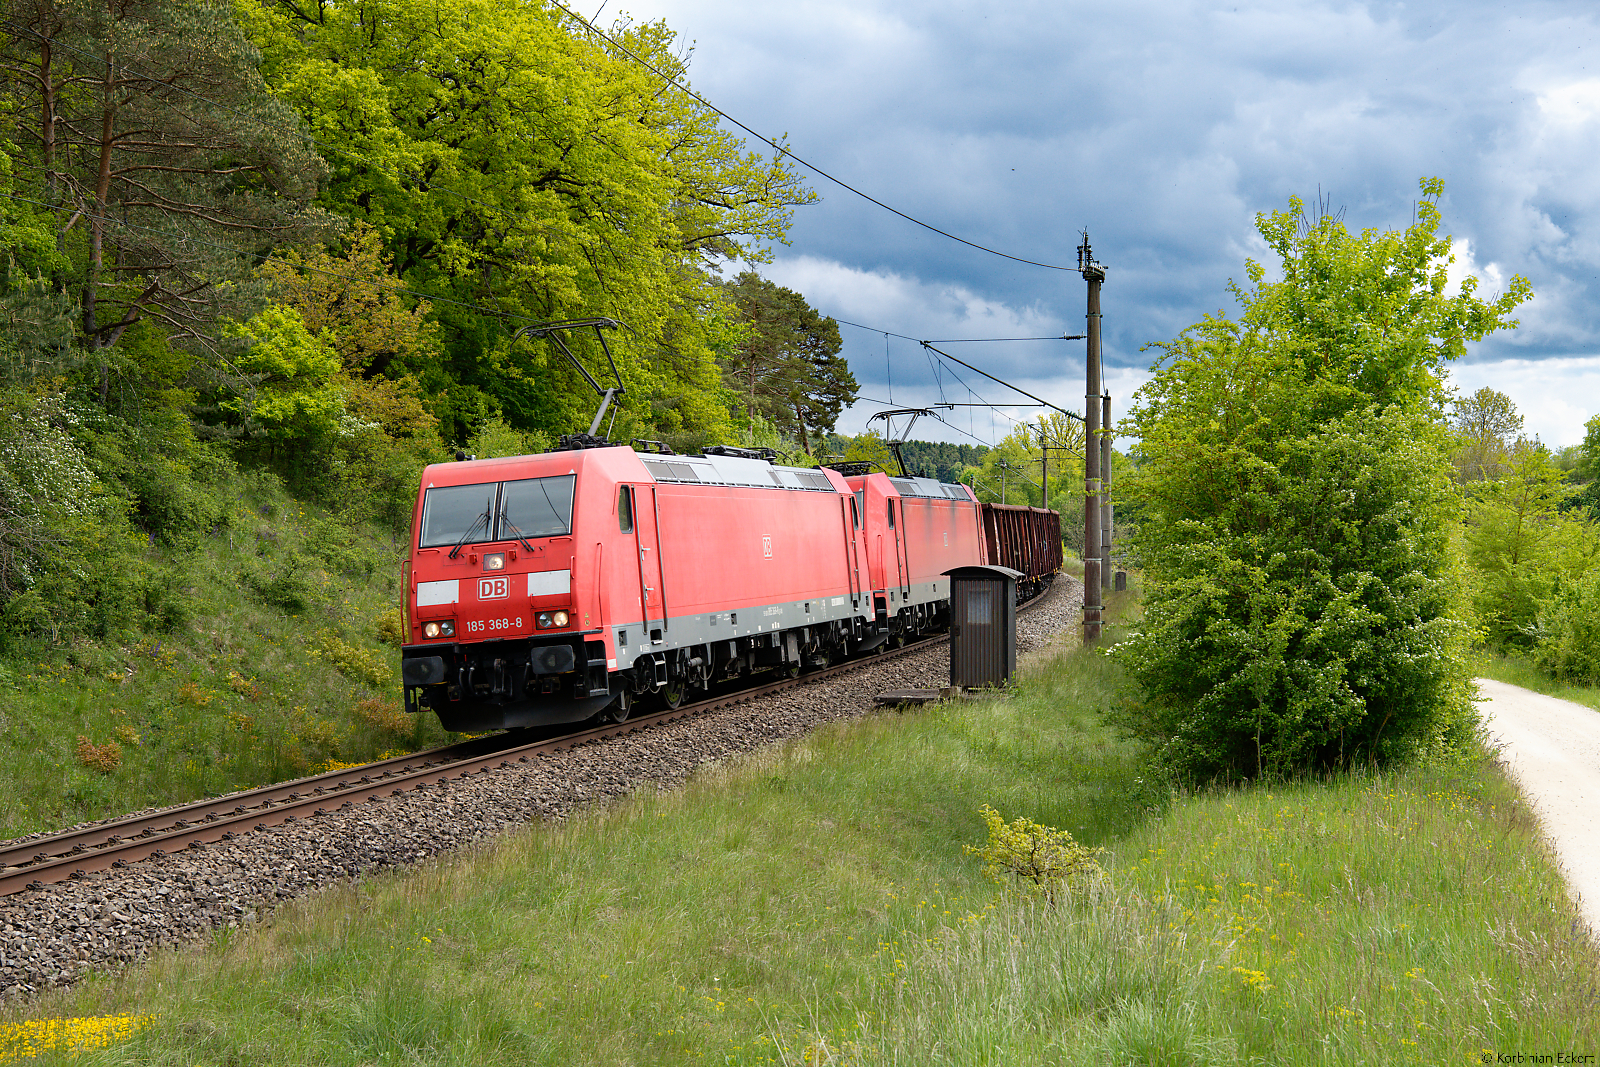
left=1464, top=440, right=1599, bottom=647
left=883, top=438, right=989, bottom=482
left=1568, top=413, right=1600, bottom=517
left=311, top=629, right=393, bottom=689
left=375, top=607, right=406, bottom=648
left=224, top=306, right=345, bottom=444
left=720, top=272, right=856, bottom=453
left=962, top=413, right=1085, bottom=508
left=965, top=804, right=1103, bottom=903
left=1, top=0, right=331, bottom=356
left=467, top=417, right=552, bottom=461
left=241, top=553, right=315, bottom=615
left=1531, top=571, right=1600, bottom=684
left=1117, top=180, right=1529, bottom=779
left=1451, top=386, right=1522, bottom=483
left=839, top=429, right=899, bottom=473
left=244, top=0, right=811, bottom=445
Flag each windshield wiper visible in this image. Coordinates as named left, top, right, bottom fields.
left=448, top=510, right=490, bottom=559
left=499, top=511, right=536, bottom=553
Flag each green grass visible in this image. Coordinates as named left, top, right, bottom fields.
left=0, top=472, right=449, bottom=840
left=1476, top=651, right=1600, bottom=713
left=8, top=590, right=1598, bottom=1065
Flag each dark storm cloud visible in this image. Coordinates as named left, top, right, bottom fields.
left=638, top=0, right=1600, bottom=443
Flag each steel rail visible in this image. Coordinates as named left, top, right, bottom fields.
left=1, top=581, right=1055, bottom=896
left=0, top=733, right=518, bottom=874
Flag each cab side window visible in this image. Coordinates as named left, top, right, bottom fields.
left=618, top=485, right=634, bottom=533
left=888, top=500, right=896, bottom=529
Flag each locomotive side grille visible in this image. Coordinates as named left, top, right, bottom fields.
left=644, top=455, right=837, bottom=492
left=795, top=471, right=834, bottom=491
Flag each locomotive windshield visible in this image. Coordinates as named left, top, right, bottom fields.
left=418, top=475, right=576, bottom=549
left=497, top=475, right=575, bottom=540
left=419, top=483, right=496, bottom=549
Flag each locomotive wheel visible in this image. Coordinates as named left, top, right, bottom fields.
left=609, top=694, right=632, bottom=724
left=661, top=680, right=686, bottom=709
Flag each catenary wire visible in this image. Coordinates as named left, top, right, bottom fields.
left=545, top=0, right=1076, bottom=273
left=833, top=315, right=1079, bottom=428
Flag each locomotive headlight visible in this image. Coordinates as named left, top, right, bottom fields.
left=422, top=620, right=456, bottom=639
left=535, top=610, right=570, bottom=630
left=423, top=621, right=441, bottom=639
left=439, top=620, right=455, bottom=636
left=483, top=552, right=505, bottom=571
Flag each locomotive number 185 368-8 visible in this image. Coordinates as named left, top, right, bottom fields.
left=464, top=617, right=522, bottom=634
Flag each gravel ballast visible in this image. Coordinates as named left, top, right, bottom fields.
left=0, top=578, right=1081, bottom=1000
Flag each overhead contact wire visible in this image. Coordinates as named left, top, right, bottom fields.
left=546, top=0, right=1075, bottom=272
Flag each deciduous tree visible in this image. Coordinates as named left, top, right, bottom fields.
left=1451, top=386, right=1522, bottom=482
left=1115, top=179, right=1531, bottom=778
left=242, top=0, right=812, bottom=442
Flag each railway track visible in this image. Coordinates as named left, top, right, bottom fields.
left=0, top=588, right=1048, bottom=897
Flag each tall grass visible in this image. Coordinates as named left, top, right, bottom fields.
left=9, top=587, right=1597, bottom=1065
left=0, top=473, right=448, bottom=839
left=1476, top=651, right=1600, bottom=714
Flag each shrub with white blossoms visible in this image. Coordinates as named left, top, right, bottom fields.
left=0, top=392, right=102, bottom=594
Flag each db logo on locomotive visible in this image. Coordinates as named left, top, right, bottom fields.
left=479, top=577, right=509, bottom=600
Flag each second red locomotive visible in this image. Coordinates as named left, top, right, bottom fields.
left=399, top=442, right=1058, bottom=732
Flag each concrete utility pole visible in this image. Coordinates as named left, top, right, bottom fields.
left=1078, top=233, right=1105, bottom=643
left=1101, top=392, right=1113, bottom=591
left=1039, top=428, right=1048, bottom=514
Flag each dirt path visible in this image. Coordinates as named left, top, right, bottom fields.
left=1476, top=677, right=1600, bottom=939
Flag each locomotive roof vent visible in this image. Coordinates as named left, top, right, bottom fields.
left=642, top=458, right=705, bottom=482
left=642, top=454, right=839, bottom=492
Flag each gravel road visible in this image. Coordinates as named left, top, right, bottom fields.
left=1477, top=677, right=1600, bottom=940
left=0, top=578, right=1081, bottom=1001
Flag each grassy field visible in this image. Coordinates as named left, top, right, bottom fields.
left=5, top=589, right=1598, bottom=1065
left=0, top=472, right=447, bottom=841
left=1477, top=652, right=1600, bottom=714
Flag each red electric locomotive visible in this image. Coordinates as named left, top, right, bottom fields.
left=843, top=471, right=986, bottom=644
left=399, top=441, right=1062, bottom=732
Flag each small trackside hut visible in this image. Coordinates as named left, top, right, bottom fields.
left=945, top=564, right=1023, bottom=689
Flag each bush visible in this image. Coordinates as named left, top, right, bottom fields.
left=74, top=735, right=122, bottom=773
left=375, top=607, right=405, bottom=647
left=1533, top=572, right=1600, bottom=683
left=312, top=629, right=392, bottom=688
left=1113, top=182, right=1523, bottom=780
left=965, top=805, right=1103, bottom=904
left=241, top=555, right=315, bottom=614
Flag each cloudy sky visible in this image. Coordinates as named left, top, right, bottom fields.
left=626, top=0, right=1600, bottom=449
